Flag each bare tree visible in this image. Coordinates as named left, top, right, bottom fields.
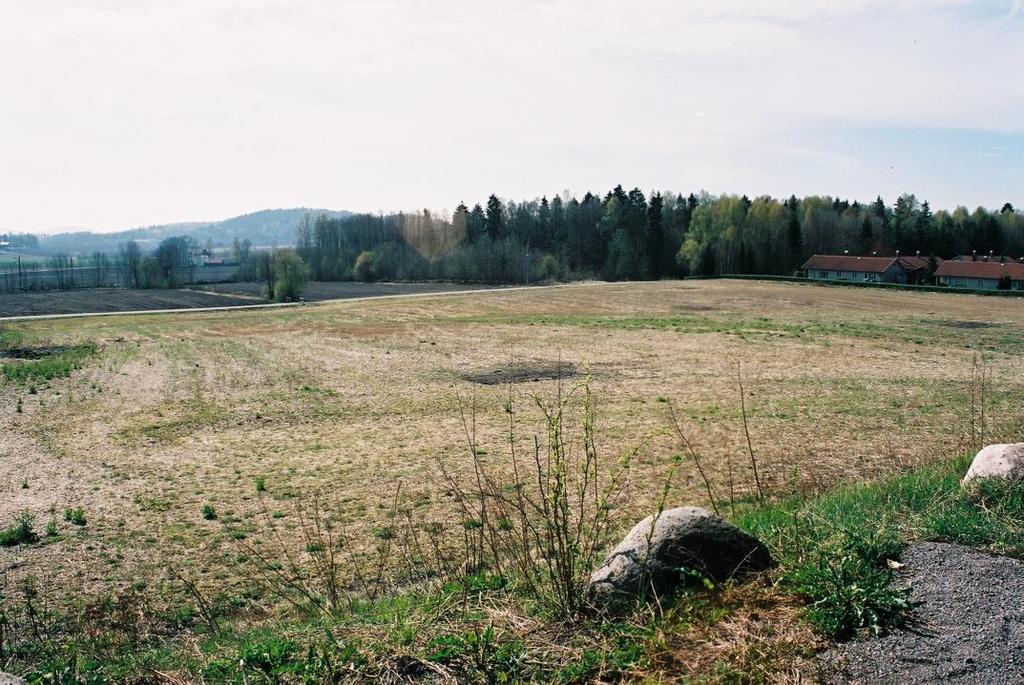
left=118, top=240, right=142, bottom=288
left=92, top=252, right=112, bottom=287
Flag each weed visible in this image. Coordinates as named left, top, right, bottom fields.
left=202, top=505, right=218, bottom=521
left=64, top=508, right=87, bottom=526
left=0, top=514, right=38, bottom=547
left=255, top=477, right=266, bottom=493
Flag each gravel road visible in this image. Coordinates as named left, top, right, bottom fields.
left=819, top=542, right=1024, bottom=684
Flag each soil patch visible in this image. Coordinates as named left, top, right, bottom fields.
left=0, top=346, right=74, bottom=359
left=461, top=361, right=577, bottom=385
left=818, top=542, right=1024, bottom=684
left=938, top=320, right=996, bottom=329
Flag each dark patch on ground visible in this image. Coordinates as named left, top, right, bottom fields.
left=0, top=288, right=260, bottom=317
left=462, top=362, right=577, bottom=385
left=938, top=320, right=997, bottom=329
left=819, top=542, right=1024, bottom=684
left=0, top=346, right=71, bottom=360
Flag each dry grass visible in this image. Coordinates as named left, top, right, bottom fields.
left=1, top=279, right=1023, bottom=678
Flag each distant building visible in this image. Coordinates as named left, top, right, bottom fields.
left=801, top=255, right=936, bottom=284
left=935, top=258, right=1024, bottom=290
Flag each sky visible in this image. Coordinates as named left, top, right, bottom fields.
left=1, top=0, right=1022, bottom=233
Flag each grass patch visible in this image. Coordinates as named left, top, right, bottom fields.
left=736, top=455, right=1024, bottom=638
left=64, top=507, right=88, bottom=526
left=1, top=342, right=97, bottom=383
left=118, top=399, right=225, bottom=444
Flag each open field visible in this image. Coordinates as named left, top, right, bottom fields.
left=2, top=279, right=1024, bottom=680
left=0, top=287, right=261, bottom=317
left=0, top=282, right=501, bottom=318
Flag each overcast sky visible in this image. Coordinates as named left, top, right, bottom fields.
left=1, top=0, right=1022, bottom=233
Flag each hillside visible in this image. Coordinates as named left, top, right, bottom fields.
left=33, top=208, right=350, bottom=255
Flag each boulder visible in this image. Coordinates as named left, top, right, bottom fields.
left=962, top=443, right=1024, bottom=485
left=588, top=506, right=772, bottom=611
left=0, top=673, right=27, bottom=685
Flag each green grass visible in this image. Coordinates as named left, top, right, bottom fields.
left=465, top=312, right=1024, bottom=354
left=735, top=455, right=1024, bottom=638
left=64, top=507, right=88, bottom=526
left=1, top=342, right=97, bottom=383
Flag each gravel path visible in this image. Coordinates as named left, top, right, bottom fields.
left=819, top=542, right=1024, bottom=684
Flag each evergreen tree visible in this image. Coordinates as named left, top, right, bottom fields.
left=858, top=215, right=874, bottom=254
left=485, top=195, right=504, bottom=240
left=647, top=192, right=665, bottom=277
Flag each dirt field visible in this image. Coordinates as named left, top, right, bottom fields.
left=2, top=279, right=1023, bottom=611
left=0, top=287, right=260, bottom=317
left=0, top=282, right=501, bottom=318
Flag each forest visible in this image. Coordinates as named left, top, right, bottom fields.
left=295, top=189, right=1024, bottom=283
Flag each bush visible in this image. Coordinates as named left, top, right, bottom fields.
left=272, top=250, right=311, bottom=302
left=353, top=251, right=375, bottom=282
left=0, top=513, right=38, bottom=547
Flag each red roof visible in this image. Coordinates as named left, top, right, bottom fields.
left=935, top=260, right=1024, bottom=280
left=801, top=255, right=901, bottom=273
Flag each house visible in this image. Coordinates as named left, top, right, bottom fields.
left=934, top=258, right=1024, bottom=290
left=895, top=255, right=942, bottom=285
left=802, top=255, right=910, bottom=283
left=801, top=254, right=941, bottom=285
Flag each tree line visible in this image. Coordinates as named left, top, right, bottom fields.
left=6, top=190, right=1021, bottom=295
left=295, top=190, right=1024, bottom=283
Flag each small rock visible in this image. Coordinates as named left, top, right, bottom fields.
left=0, top=673, right=27, bottom=685
left=588, top=506, right=773, bottom=611
left=962, top=443, right=1024, bottom=485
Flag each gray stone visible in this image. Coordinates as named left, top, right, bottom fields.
left=588, top=506, right=772, bottom=610
left=962, top=443, right=1024, bottom=485
left=0, top=673, right=27, bottom=685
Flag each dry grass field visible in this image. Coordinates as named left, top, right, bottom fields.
left=2, top=278, right=1023, bottom=679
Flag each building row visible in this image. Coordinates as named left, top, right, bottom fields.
left=801, top=254, right=1024, bottom=291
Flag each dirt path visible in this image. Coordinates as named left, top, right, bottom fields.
left=819, top=542, right=1024, bottom=684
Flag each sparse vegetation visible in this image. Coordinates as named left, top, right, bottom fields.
left=1, top=342, right=96, bottom=383
left=63, top=507, right=87, bottom=526
left=2, top=280, right=1023, bottom=682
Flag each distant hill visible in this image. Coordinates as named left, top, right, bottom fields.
left=35, top=208, right=350, bottom=255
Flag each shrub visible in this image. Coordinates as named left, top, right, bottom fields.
left=0, top=514, right=39, bottom=547
left=430, top=377, right=642, bottom=617
left=202, top=505, right=217, bottom=521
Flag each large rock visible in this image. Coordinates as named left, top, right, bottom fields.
left=0, top=673, right=27, bottom=685
left=588, top=506, right=772, bottom=611
left=962, top=443, right=1024, bottom=485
